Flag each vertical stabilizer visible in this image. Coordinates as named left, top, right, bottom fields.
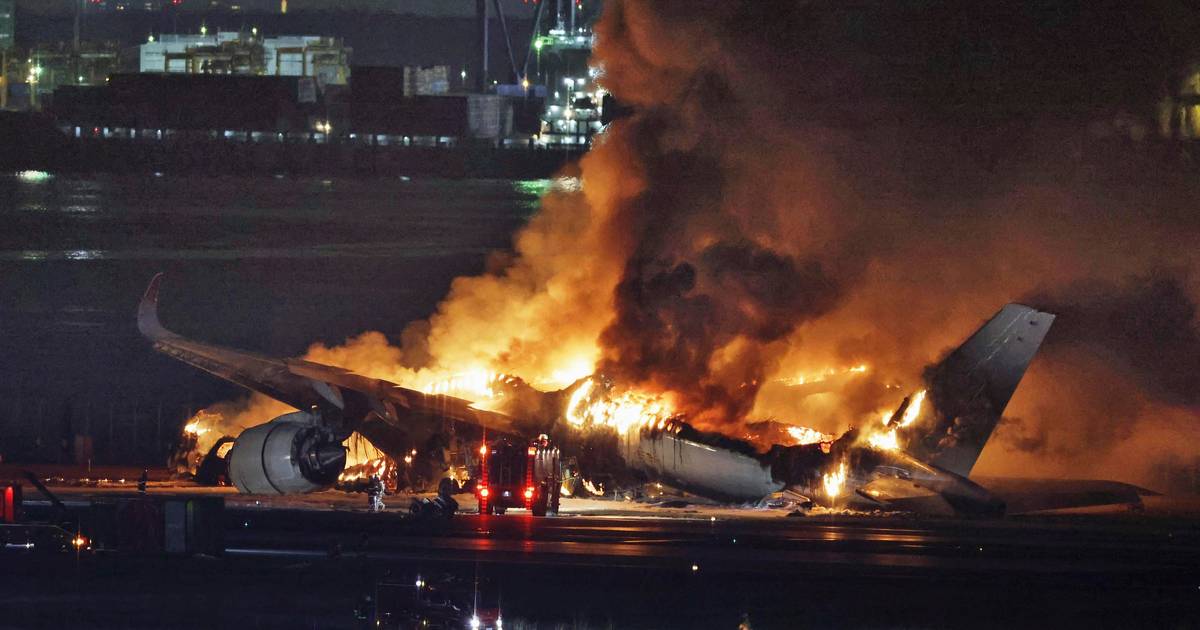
left=909, top=304, right=1054, bottom=477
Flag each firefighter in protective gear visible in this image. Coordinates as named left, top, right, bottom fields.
left=367, top=475, right=386, bottom=512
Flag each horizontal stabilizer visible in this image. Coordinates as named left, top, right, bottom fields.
left=977, top=477, right=1151, bottom=514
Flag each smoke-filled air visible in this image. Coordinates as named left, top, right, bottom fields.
left=188, top=1, right=1200, bottom=491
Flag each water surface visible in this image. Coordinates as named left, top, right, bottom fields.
left=0, top=172, right=541, bottom=464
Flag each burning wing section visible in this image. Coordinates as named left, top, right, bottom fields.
left=139, top=274, right=518, bottom=494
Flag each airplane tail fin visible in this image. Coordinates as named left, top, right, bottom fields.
left=904, top=304, right=1055, bottom=477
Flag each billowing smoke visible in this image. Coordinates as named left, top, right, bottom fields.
left=187, top=1, right=1200, bottom=492
left=597, top=244, right=841, bottom=425
left=1029, top=275, right=1200, bottom=410
left=574, top=0, right=1200, bottom=486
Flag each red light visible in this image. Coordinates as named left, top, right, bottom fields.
left=479, top=445, right=488, bottom=456
left=524, top=487, right=534, bottom=500
left=479, top=487, right=489, bottom=498
left=527, top=446, right=536, bottom=456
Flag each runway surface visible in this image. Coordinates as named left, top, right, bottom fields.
left=4, top=485, right=1200, bottom=628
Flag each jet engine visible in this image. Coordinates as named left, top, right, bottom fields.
left=227, top=412, right=347, bottom=494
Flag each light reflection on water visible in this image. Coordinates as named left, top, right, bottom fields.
left=0, top=244, right=496, bottom=262
left=16, top=170, right=53, bottom=183
left=61, top=205, right=100, bottom=214
left=0, top=172, right=545, bottom=261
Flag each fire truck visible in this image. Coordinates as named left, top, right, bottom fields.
left=474, top=435, right=561, bottom=516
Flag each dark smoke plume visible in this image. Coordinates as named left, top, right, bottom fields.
left=598, top=243, right=840, bottom=424
left=1029, top=274, right=1200, bottom=409
left=197, top=2, right=1200, bottom=493
left=582, top=0, right=1200, bottom=487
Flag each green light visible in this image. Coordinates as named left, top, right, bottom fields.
left=512, top=179, right=551, bottom=197
left=17, top=170, right=52, bottom=183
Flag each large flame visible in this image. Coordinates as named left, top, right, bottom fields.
left=822, top=459, right=848, bottom=501
left=785, top=425, right=834, bottom=446
left=864, top=390, right=926, bottom=452
left=780, top=364, right=869, bottom=386
left=565, top=377, right=678, bottom=435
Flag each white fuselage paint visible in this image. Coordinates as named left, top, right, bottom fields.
left=620, top=430, right=784, bottom=502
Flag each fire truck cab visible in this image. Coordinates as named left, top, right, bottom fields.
left=474, top=435, right=561, bottom=516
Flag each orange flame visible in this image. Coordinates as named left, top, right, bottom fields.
left=785, top=425, right=834, bottom=445
left=864, top=390, right=926, bottom=452
left=822, top=459, right=848, bottom=501
left=565, top=378, right=677, bottom=435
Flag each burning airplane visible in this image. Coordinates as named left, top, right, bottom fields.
left=141, top=275, right=1146, bottom=515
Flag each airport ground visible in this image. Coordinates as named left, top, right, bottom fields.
left=3, top=472, right=1199, bottom=629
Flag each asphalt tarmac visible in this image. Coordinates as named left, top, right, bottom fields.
left=4, top=486, right=1200, bottom=628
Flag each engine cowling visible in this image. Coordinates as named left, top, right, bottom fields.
left=227, top=412, right=347, bottom=494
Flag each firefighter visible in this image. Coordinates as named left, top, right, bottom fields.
left=367, top=474, right=386, bottom=512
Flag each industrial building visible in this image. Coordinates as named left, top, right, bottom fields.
left=0, top=0, right=13, bottom=52
left=138, top=31, right=350, bottom=87
left=6, top=0, right=605, bottom=152
left=53, top=73, right=316, bottom=133
left=1, top=0, right=12, bottom=109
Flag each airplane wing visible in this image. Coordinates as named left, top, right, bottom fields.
left=975, top=477, right=1155, bottom=514
left=138, top=274, right=519, bottom=437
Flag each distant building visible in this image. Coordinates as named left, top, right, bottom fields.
left=53, top=73, right=319, bottom=133
left=27, top=43, right=123, bottom=89
left=402, top=65, right=449, bottom=96
left=139, top=31, right=350, bottom=87
left=0, top=0, right=14, bottom=52
left=81, top=1, right=262, bottom=11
